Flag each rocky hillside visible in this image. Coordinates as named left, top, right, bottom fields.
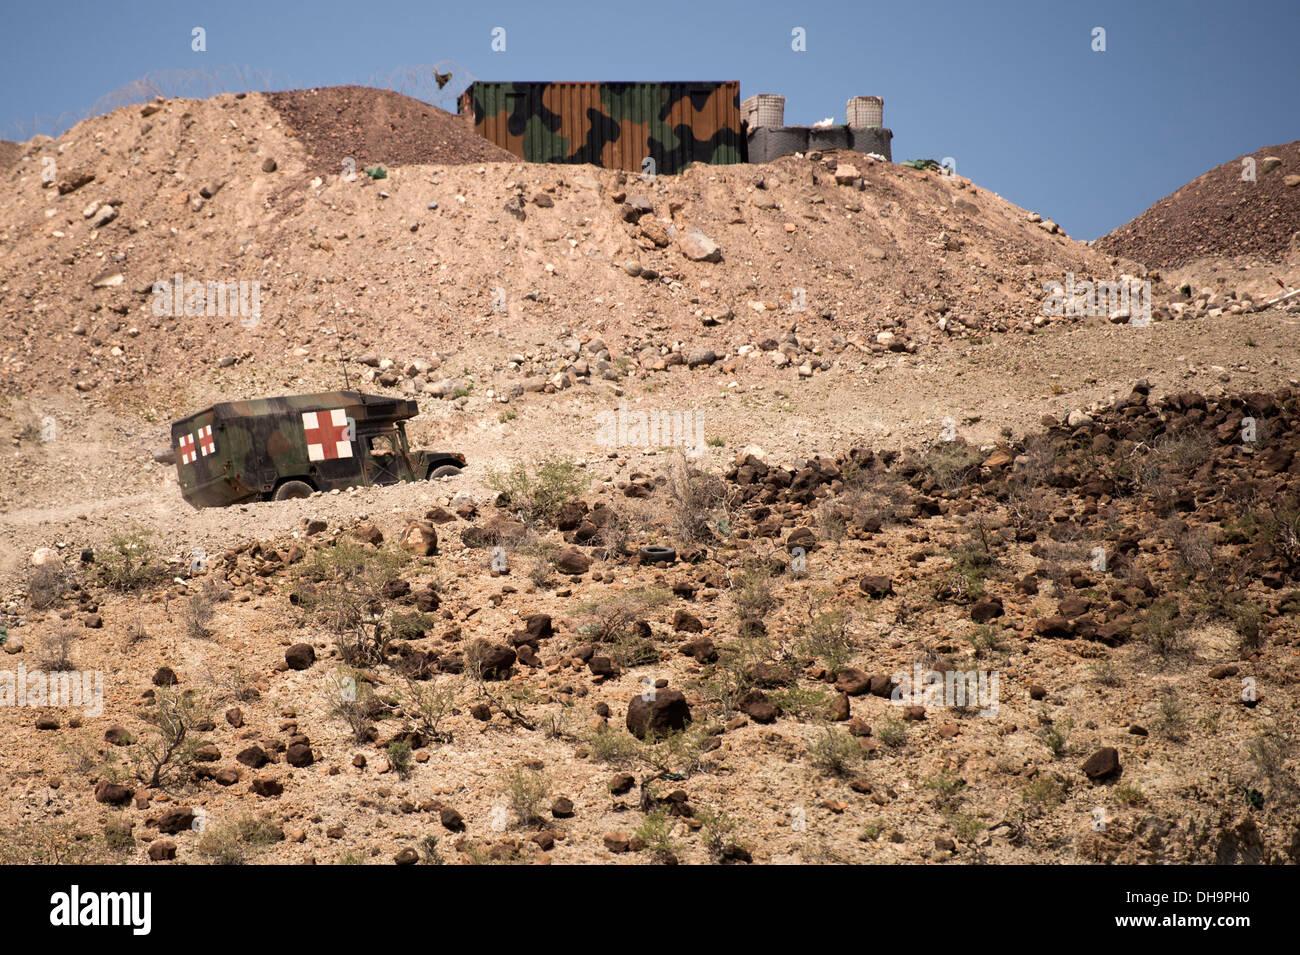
left=2, top=86, right=1298, bottom=867
left=2, top=380, right=1297, bottom=864
left=1098, top=141, right=1300, bottom=268
left=1, top=88, right=1133, bottom=405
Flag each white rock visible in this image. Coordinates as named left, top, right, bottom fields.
left=30, top=547, right=62, bottom=567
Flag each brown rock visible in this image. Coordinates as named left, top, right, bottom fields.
left=398, top=520, right=438, bottom=556
left=1082, top=747, right=1121, bottom=781
left=626, top=689, right=692, bottom=740
left=285, top=643, right=316, bottom=670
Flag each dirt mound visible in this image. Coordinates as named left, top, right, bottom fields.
left=1098, top=141, right=1300, bottom=268
left=0, top=140, right=22, bottom=173
left=0, top=86, right=1122, bottom=403
left=265, top=85, right=516, bottom=173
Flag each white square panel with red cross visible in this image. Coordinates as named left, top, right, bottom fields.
left=197, top=424, right=216, bottom=457
left=178, top=432, right=197, bottom=465
left=302, top=409, right=352, bottom=461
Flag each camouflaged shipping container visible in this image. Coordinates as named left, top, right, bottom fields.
left=459, top=81, right=744, bottom=175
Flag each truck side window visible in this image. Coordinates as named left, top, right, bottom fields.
left=368, top=434, right=396, bottom=456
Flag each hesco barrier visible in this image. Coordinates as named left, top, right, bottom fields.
left=459, top=81, right=744, bottom=175
left=747, top=125, right=893, bottom=163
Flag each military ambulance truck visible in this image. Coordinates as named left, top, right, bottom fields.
left=170, top=391, right=466, bottom=508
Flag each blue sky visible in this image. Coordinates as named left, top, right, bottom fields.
left=2, top=0, right=1297, bottom=239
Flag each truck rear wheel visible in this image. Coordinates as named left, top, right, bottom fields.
left=273, top=480, right=314, bottom=501
left=429, top=465, right=462, bottom=479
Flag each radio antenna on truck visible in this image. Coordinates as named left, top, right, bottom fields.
left=338, top=339, right=352, bottom=392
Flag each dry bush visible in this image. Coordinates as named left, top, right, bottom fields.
left=485, top=456, right=587, bottom=527
left=39, top=631, right=77, bottom=672
left=661, top=453, right=734, bottom=544
left=134, top=687, right=211, bottom=789
left=27, top=563, right=67, bottom=610
left=292, top=537, right=410, bottom=666
left=574, top=587, right=673, bottom=643
left=1163, top=518, right=1218, bottom=579
left=94, top=526, right=168, bottom=592
left=1137, top=430, right=1215, bottom=511
left=326, top=666, right=382, bottom=742
left=729, top=558, right=777, bottom=621
left=501, top=766, right=551, bottom=827
left=921, top=441, right=985, bottom=493
left=197, top=814, right=283, bottom=865
left=182, top=591, right=215, bottom=639
left=398, top=674, right=457, bottom=743
left=797, top=592, right=853, bottom=672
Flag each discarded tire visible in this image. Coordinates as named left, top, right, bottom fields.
left=639, top=545, right=677, bottom=565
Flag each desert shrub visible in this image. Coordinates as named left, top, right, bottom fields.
left=502, top=766, right=550, bottom=827
left=950, top=813, right=985, bottom=842
left=521, top=537, right=560, bottom=587
left=1234, top=600, right=1265, bottom=654
left=95, top=527, right=167, bottom=592
left=797, top=596, right=853, bottom=672
left=936, top=527, right=995, bottom=602
left=1137, top=431, right=1216, bottom=512
left=921, top=441, right=985, bottom=492
left=326, top=667, right=380, bottom=742
left=697, top=807, right=748, bottom=864
left=292, top=538, right=411, bottom=666
left=1113, top=782, right=1146, bottom=807
left=574, top=587, right=672, bottom=643
left=729, top=559, right=777, bottom=620
left=204, top=664, right=261, bottom=705
left=1245, top=732, right=1295, bottom=798
left=1021, top=774, right=1066, bottom=812
left=182, top=591, right=215, bottom=639
left=102, top=817, right=134, bottom=853
left=924, top=772, right=966, bottom=812
left=27, top=563, right=67, bottom=609
left=816, top=500, right=849, bottom=550
left=588, top=723, right=641, bottom=765
left=702, top=628, right=780, bottom=714
left=633, top=810, right=682, bottom=864
left=769, top=684, right=834, bottom=720
left=39, top=631, right=77, bottom=672
left=1039, top=717, right=1072, bottom=758
left=662, top=453, right=734, bottom=543
left=1138, top=596, right=1187, bottom=661
left=485, top=456, right=586, bottom=526
left=134, top=687, right=211, bottom=789
left=611, top=632, right=660, bottom=668
left=969, top=623, right=1006, bottom=657
left=1165, top=519, right=1218, bottom=579
left=386, top=740, right=413, bottom=779
left=389, top=610, right=435, bottom=643
left=1156, top=689, right=1190, bottom=742
left=0, top=822, right=101, bottom=865
left=807, top=727, right=861, bottom=776
left=197, top=814, right=282, bottom=865
left=876, top=717, right=908, bottom=749
left=419, top=834, right=443, bottom=864
left=398, top=675, right=456, bottom=743
left=1089, top=659, right=1123, bottom=687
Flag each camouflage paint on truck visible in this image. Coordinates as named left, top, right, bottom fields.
left=170, top=391, right=465, bottom=508
left=459, top=81, right=743, bottom=175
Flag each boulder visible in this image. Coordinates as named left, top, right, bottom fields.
left=626, top=689, right=692, bottom=740
left=398, top=520, right=438, bottom=556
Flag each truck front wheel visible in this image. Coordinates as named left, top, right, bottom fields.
left=429, top=465, right=462, bottom=479
left=273, top=480, right=314, bottom=501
